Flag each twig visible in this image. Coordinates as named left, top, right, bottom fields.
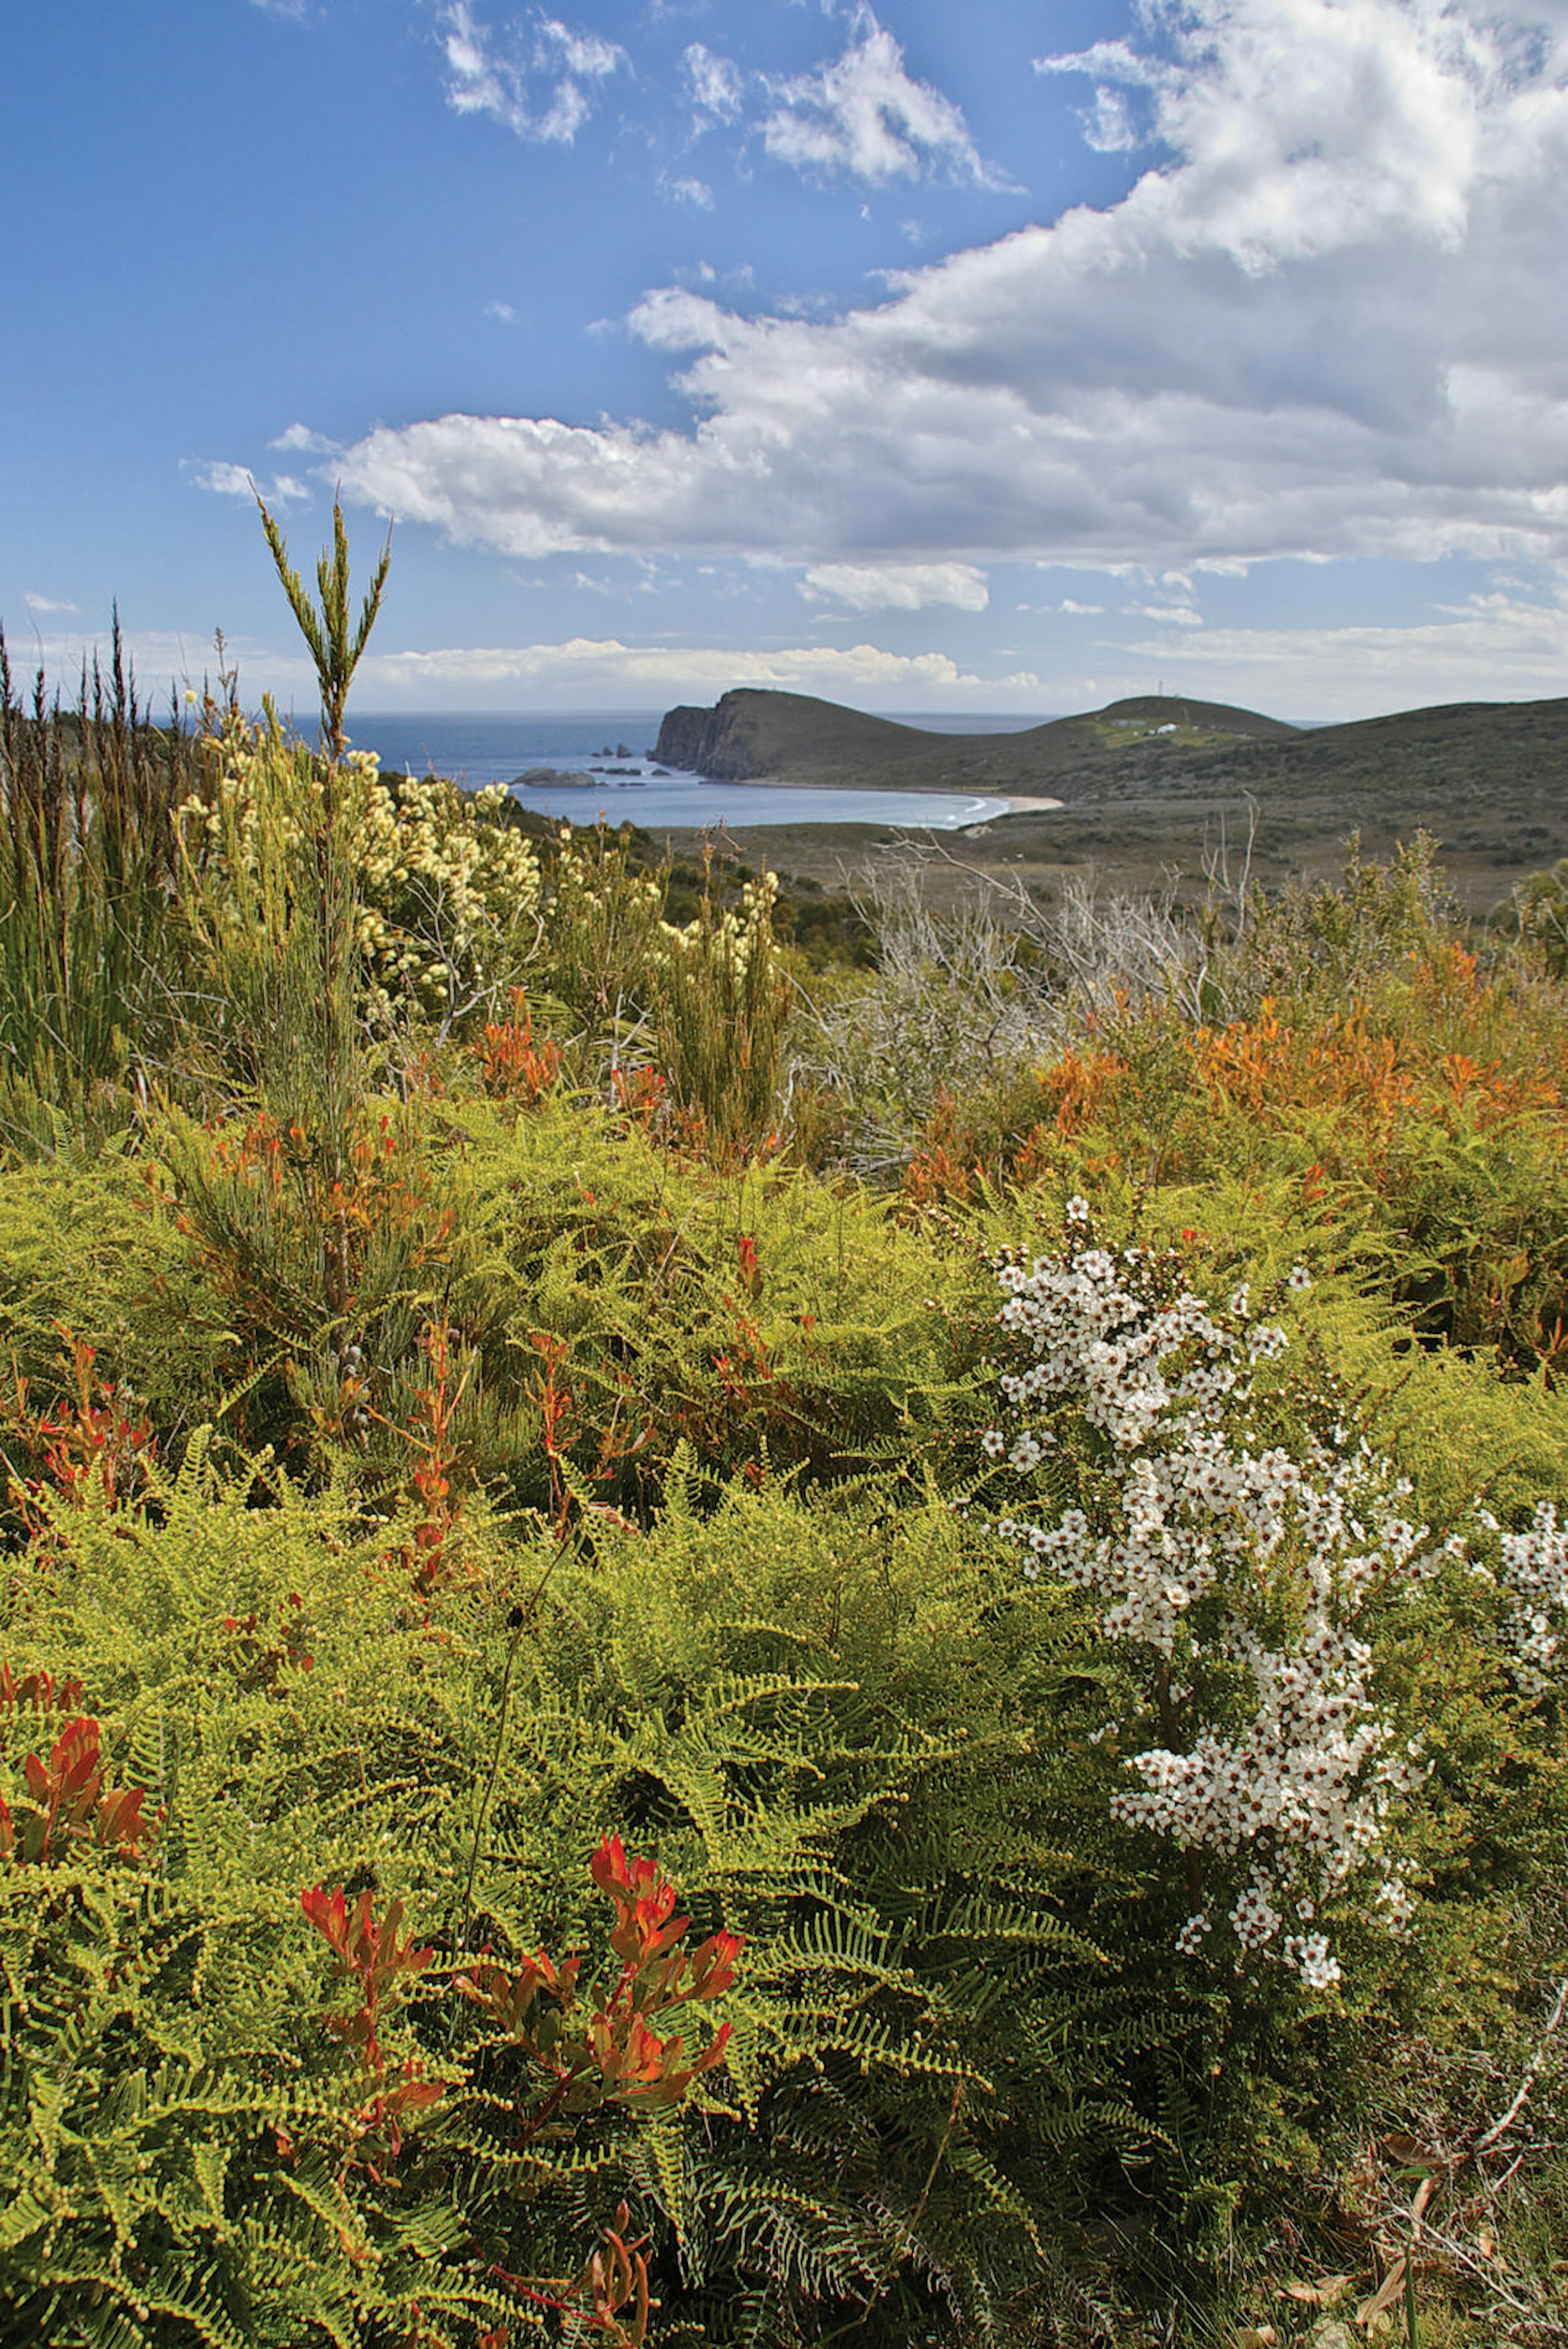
left=818, top=2077, right=963, bottom=2346
left=1474, top=1975, right=1568, bottom=2157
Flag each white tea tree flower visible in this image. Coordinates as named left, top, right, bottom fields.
left=983, top=1214, right=1430, bottom=1990
left=1493, top=1500, right=1568, bottom=1679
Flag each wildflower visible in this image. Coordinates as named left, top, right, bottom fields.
left=1494, top=1500, right=1568, bottom=1672
left=980, top=1223, right=1435, bottom=1989
left=1288, top=1262, right=1313, bottom=1293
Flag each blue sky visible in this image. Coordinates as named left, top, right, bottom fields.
left=6, top=0, right=1568, bottom=722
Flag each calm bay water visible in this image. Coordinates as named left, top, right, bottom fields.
left=345, top=710, right=1053, bottom=831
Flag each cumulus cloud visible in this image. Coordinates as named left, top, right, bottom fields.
left=339, top=0, right=1568, bottom=583
left=23, top=591, right=79, bottom=615
left=802, top=561, right=990, bottom=610
left=760, top=7, right=1000, bottom=186
left=270, top=422, right=339, bottom=454
left=438, top=2, right=626, bottom=143
left=195, top=462, right=259, bottom=499
left=357, top=635, right=1040, bottom=700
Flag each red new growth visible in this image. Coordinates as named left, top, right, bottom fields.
left=586, top=1832, right=744, bottom=2096
left=590, top=1831, right=688, bottom=1964
left=0, top=1663, right=86, bottom=1716
left=0, top=1712, right=160, bottom=1867
left=301, top=1884, right=437, bottom=2076
left=457, top=1835, right=744, bottom=2139
left=589, top=1832, right=744, bottom=1995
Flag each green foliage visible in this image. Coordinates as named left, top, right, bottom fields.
left=1492, top=854, right=1568, bottom=977
left=3, top=518, right=1568, bottom=2345
left=650, top=864, right=793, bottom=1156
left=0, top=623, right=200, bottom=1146
left=0, top=1436, right=1127, bottom=2346
left=256, top=492, right=389, bottom=762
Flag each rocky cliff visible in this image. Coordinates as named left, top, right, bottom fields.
left=653, top=700, right=734, bottom=775
left=653, top=689, right=1067, bottom=784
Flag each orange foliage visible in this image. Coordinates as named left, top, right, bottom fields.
left=477, top=991, right=561, bottom=1105
left=1189, top=995, right=1566, bottom=1142
left=4, top=1331, right=156, bottom=1530
left=902, top=1088, right=978, bottom=1206
left=1038, top=1043, right=1131, bottom=1138
left=176, top=1107, right=454, bottom=1299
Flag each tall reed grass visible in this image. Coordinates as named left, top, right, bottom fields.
left=0, top=619, right=203, bottom=1147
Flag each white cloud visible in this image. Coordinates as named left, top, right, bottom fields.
left=270, top=422, right=338, bottom=454
left=1078, top=85, right=1141, bottom=153
left=196, top=461, right=257, bottom=499
left=662, top=174, right=715, bottom=207
left=23, top=591, right=79, bottom=615
left=340, top=0, right=1568, bottom=583
left=438, top=2, right=626, bottom=143
left=538, top=18, right=622, bottom=78
left=683, top=41, right=744, bottom=124
left=802, top=561, right=990, bottom=610
left=485, top=298, right=523, bottom=323
left=1123, top=575, right=1568, bottom=717
left=760, top=8, right=1000, bottom=186
left=192, top=461, right=312, bottom=504
left=356, top=635, right=1041, bottom=701
left=17, top=624, right=315, bottom=703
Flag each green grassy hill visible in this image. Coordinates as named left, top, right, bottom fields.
left=650, top=687, right=1568, bottom=913
left=653, top=686, right=1294, bottom=790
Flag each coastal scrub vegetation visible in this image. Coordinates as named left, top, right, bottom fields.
left=2, top=517, right=1568, bottom=2349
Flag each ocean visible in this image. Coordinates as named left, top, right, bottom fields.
left=343, top=710, right=1056, bottom=832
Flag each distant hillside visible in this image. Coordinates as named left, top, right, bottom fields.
left=648, top=687, right=1568, bottom=915
left=653, top=688, right=1294, bottom=793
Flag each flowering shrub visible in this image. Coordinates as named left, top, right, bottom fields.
left=354, top=765, right=544, bottom=1033
left=178, top=720, right=545, bottom=1036
left=1489, top=1498, right=1568, bottom=1678
left=978, top=1203, right=1434, bottom=1990
left=651, top=864, right=792, bottom=1155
